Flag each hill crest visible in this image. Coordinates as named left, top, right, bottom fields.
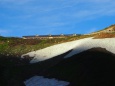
left=90, top=24, right=115, bottom=34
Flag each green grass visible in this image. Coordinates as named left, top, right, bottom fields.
left=0, top=35, right=93, bottom=57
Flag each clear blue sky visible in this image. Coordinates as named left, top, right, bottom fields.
left=0, top=0, right=115, bottom=37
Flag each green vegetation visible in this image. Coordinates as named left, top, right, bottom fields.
left=0, top=35, right=93, bottom=57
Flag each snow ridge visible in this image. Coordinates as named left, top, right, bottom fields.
left=64, top=37, right=115, bottom=58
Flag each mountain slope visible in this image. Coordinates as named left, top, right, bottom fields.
left=1, top=25, right=115, bottom=86
left=21, top=37, right=115, bottom=63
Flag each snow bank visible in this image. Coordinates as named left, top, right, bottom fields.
left=21, top=39, right=79, bottom=63
left=64, top=37, right=115, bottom=58
left=21, top=37, right=115, bottom=63
left=24, top=76, right=70, bottom=86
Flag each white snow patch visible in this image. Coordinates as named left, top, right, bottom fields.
left=21, top=37, right=115, bottom=63
left=64, top=37, right=115, bottom=58
left=24, top=76, right=70, bottom=86
left=21, top=40, right=78, bottom=63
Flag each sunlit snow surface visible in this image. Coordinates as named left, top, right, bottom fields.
left=24, top=76, right=70, bottom=86
left=21, top=37, right=115, bottom=63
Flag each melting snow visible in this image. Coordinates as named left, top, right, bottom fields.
left=64, top=37, right=115, bottom=58
left=24, top=76, right=70, bottom=86
left=21, top=37, right=115, bottom=63
left=21, top=39, right=78, bottom=63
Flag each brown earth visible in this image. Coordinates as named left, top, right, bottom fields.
left=94, top=33, right=115, bottom=38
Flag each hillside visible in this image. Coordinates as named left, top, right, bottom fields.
left=91, top=24, right=115, bottom=34
left=0, top=25, right=115, bottom=86
left=90, top=24, right=115, bottom=38
left=0, top=35, right=93, bottom=58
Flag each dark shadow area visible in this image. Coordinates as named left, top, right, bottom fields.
left=0, top=50, right=72, bottom=86
left=1, top=47, right=115, bottom=86
left=40, top=47, right=115, bottom=86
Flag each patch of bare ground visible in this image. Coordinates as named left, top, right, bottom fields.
left=41, top=47, right=115, bottom=86
left=94, top=33, right=115, bottom=39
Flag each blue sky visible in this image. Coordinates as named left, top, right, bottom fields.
left=0, top=0, right=115, bottom=37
